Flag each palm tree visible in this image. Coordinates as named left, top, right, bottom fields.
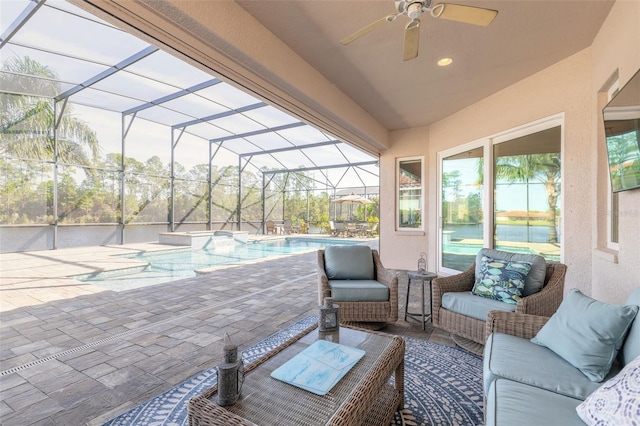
left=495, top=153, right=561, bottom=243
left=0, top=56, right=99, bottom=165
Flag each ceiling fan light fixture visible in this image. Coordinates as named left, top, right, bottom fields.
left=407, top=2, right=424, bottom=20
left=437, top=57, right=453, bottom=66
left=340, top=0, right=498, bottom=60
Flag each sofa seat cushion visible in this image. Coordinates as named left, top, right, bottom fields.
left=324, top=245, right=374, bottom=280
left=484, top=333, right=620, bottom=400
left=442, top=291, right=515, bottom=322
left=485, top=379, right=585, bottom=426
left=329, top=280, right=389, bottom=302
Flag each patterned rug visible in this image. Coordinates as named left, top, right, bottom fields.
left=103, top=316, right=483, bottom=426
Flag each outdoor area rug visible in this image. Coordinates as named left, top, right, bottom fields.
left=103, top=316, right=484, bottom=426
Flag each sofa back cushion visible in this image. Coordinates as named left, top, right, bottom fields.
left=621, top=287, right=640, bottom=366
left=475, top=248, right=546, bottom=296
left=324, top=245, right=374, bottom=280
left=531, top=288, right=638, bottom=382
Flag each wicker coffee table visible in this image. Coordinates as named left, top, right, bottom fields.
left=188, top=324, right=405, bottom=426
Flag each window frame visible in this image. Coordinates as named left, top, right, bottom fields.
left=606, top=81, right=620, bottom=251
left=396, top=156, right=424, bottom=232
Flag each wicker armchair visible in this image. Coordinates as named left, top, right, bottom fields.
left=432, top=262, right=567, bottom=344
left=317, top=248, right=398, bottom=327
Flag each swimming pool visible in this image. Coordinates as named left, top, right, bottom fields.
left=443, top=242, right=560, bottom=261
left=75, top=238, right=360, bottom=291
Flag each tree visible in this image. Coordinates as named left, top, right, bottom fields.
left=495, top=153, right=561, bottom=243
left=0, top=56, right=99, bottom=165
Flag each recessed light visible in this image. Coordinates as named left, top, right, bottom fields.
left=437, top=57, right=453, bottom=67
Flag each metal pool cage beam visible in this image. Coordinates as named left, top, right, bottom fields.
left=42, top=45, right=160, bottom=248
left=206, top=118, right=379, bottom=232
left=258, top=160, right=379, bottom=234
left=237, top=138, right=379, bottom=232
left=2, top=0, right=381, bottom=248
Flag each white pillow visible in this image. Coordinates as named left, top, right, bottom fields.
left=576, top=355, right=640, bottom=425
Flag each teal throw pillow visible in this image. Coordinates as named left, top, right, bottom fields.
left=475, top=248, right=546, bottom=296
left=531, top=288, right=639, bottom=382
left=472, top=255, right=532, bottom=304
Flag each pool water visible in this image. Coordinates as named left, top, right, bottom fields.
left=443, top=242, right=560, bottom=261
left=75, top=238, right=359, bottom=292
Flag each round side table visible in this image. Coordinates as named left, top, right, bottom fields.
left=404, top=270, right=437, bottom=330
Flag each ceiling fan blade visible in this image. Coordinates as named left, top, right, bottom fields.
left=403, top=19, right=420, bottom=61
left=340, top=14, right=398, bottom=45
left=433, top=3, right=498, bottom=26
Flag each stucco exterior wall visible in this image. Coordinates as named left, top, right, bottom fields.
left=379, top=126, right=430, bottom=268
left=380, top=0, right=639, bottom=300
left=590, top=0, right=640, bottom=304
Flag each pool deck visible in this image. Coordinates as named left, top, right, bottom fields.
left=0, top=235, right=454, bottom=425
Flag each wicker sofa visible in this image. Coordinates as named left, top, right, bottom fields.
left=483, top=287, right=640, bottom=425
left=317, top=246, right=398, bottom=328
left=432, top=249, right=567, bottom=344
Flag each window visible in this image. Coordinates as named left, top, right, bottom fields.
left=438, top=117, right=562, bottom=273
left=397, top=157, right=423, bottom=230
left=494, top=127, right=561, bottom=256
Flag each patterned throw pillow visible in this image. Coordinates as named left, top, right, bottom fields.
left=576, top=355, right=640, bottom=425
left=472, top=255, right=532, bottom=304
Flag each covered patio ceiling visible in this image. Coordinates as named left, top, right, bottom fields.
left=0, top=0, right=379, bottom=188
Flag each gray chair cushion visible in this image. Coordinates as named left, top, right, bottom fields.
left=324, top=245, right=374, bottom=280
left=621, top=287, right=640, bottom=366
left=485, top=379, right=585, bottom=426
left=328, top=280, right=389, bottom=302
left=442, top=291, right=515, bottom=322
left=484, top=333, right=619, bottom=400
left=475, top=248, right=546, bottom=296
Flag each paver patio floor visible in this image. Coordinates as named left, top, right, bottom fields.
left=0, top=238, right=454, bottom=425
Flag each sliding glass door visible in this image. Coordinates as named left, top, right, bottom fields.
left=494, top=127, right=561, bottom=258
left=441, top=146, right=484, bottom=271
left=438, top=118, right=562, bottom=273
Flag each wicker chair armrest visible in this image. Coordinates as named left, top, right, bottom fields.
left=431, top=263, right=475, bottom=326
left=317, top=250, right=331, bottom=305
left=432, top=263, right=475, bottom=299
left=485, top=310, right=549, bottom=340
left=373, top=250, right=399, bottom=312
left=516, top=263, right=567, bottom=316
left=373, top=250, right=398, bottom=289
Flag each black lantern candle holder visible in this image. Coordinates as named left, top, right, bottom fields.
left=319, top=297, right=340, bottom=332
left=216, top=333, right=244, bottom=406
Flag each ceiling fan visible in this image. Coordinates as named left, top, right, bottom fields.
left=340, top=0, right=498, bottom=61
